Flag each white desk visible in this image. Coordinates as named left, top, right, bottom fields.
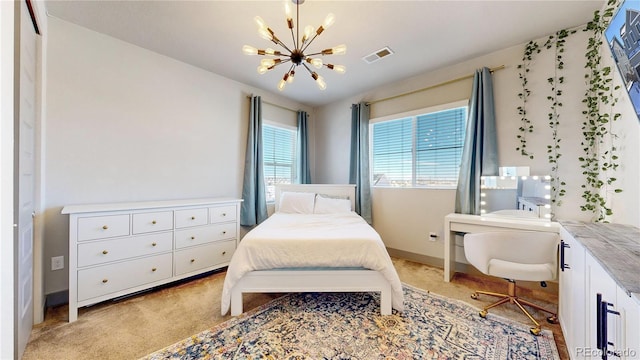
left=443, top=213, right=561, bottom=282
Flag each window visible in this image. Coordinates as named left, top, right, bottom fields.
left=371, top=104, right=467, bottom=188
left=263, top=123, right=297, bottom=202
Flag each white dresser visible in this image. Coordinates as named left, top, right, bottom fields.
left=62, top=198, right=242, bottom=322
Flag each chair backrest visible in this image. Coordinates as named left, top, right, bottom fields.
left=463, top=231, right=559, bottom=278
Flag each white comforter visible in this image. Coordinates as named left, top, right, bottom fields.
left=221, top=212, right=404, bottom=315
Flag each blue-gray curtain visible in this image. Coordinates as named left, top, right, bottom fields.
left=349, top=102, right=372, bottom=223
left=297, top=110, right=312, bottom=184
left=455, top=67, right=499, bottom=214
left=240, top=95, right=268, bottom=226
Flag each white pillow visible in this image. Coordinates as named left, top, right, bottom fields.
left=278, top=191, right=316, bottom=214
left=313, top=194, right=351, bottom=214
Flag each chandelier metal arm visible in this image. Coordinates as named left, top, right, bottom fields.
left=273, top=37, right=294, bottom=54
left=300, top=33, right=320, bottom=54
left=296, top=1, right=300, bottom=49
left=304, top=51, right=324, bottom=57
left=289, top=28, right=296, bottom=51
left=272, top=53, right=293, bottom=59
left=301, top=62, right=315, bottom=76
left=273, top=58, right=292, bottom=67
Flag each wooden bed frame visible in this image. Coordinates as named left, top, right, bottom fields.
left=229, top=184, right=393, bottom=316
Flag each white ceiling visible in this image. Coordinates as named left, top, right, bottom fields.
left=44, top=0, right=604, bottom=107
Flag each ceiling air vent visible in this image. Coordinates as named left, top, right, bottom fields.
left=362, top=46, right=394, bottom=64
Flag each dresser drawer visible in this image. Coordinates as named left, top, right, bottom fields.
left=132, top=211, right=173, bottom=234
left=209, top=205, right=237, bottom=223
left=174, top=240, right=235, bottom=276
left=77, top=232, right=172, bottom=267
left=78, top=214, right=130, bottom=241
left=174, top=223, right=237, bottom=249
left=77, top=253, right=172, bottom=302
left=175, top=208, right=208, bottom=228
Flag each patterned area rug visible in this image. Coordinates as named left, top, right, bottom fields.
left=142, top=284, right=560, bottom=359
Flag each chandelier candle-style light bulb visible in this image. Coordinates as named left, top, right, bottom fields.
left=327, top=64, right=346, bottom=74
left=243, top=45, right=258, bottom=55
left=243, top=0, right=346, bottom=91
left=302, top=25, right=314, bottom=43
left=322, top=13, right=335, bottom=29
left=309, top=58, right=323, bottom=69
left=314, top=74, right=326, bottom=90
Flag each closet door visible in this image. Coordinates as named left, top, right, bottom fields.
left=15, top=0, right=37, bottom=357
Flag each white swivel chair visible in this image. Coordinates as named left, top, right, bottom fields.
left=463, top=231, right=559, bottom=335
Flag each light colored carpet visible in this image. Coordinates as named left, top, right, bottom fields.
left=22, top=258, right=567, bottom=359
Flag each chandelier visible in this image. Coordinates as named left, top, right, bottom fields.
left=242, top=0, right=346, bottom=91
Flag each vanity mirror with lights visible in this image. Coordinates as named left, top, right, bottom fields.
left=480, top=175, right=552, bottom=220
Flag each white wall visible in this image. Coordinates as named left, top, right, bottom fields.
left=315, top=28, right=640, bottom=262
left=43, top=17, right=312, bottom=295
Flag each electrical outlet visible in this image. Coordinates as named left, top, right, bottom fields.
left=51, top=256, right=64, bottom=271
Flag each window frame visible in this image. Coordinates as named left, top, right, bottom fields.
left=262, top=120, right=298, bottom=203
left=369, top=100, right=468, bottom=190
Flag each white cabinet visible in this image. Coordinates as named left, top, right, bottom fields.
left=585, top=252, right=621, bottom=359
left=62, top=198, right=241, bottom=322
left=560, top=224, right=640, bottom=360
left=559, top=226, right=587, bottom=357
left=616, top=289, right=640, bottom=360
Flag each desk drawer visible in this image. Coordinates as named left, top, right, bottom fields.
left=77, top=253, right=172, bottom=302
left=78, top=214, right=130, bottom=241
left=77, top=232, right=172, bottom=267
left=132, top=211, right=173, bottom=234
left=174, top=240, right=235, bottom=276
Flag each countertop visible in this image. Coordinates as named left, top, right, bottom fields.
left=560, top=221, right=640, bottom=300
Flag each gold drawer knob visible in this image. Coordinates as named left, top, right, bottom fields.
left=152, top=268, right=157, bottom=272
left=222, top=251, right=226, bottom=255
left=190, top=236, right=195, bottom=240
left=152, top=220, right=157, bottom=225
left=151, top=242, right=157, bottom=247
left=102, top=279, right=108, bottom=283
left=222, top=231, right=226, bottom=235
left=190, top=259, right=195, bottom=263
left=102, top=225, right=108, bottom=230
left=102, top=250, right=108, bottom=255
left=191, top=216, right=196, bottom=220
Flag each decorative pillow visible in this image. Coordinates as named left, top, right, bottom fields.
left=278, top=191, right=316, bottom=214
left=313, top=194, right=351, bottom=214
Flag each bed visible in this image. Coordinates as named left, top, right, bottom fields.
left=221, top=184, right=404, bottom=316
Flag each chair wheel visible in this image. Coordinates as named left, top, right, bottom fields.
left=530, top=327, right=541, bottom=336
left=471, top=293, right=479, bottom=300
left=479, top=310, right=487, bottom=318
left=547, top=315, right=558, bottom=324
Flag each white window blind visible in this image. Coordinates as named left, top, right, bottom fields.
left=371, top=106, right=467, bottom=188
left=263, top=123, right=297, bottom=202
